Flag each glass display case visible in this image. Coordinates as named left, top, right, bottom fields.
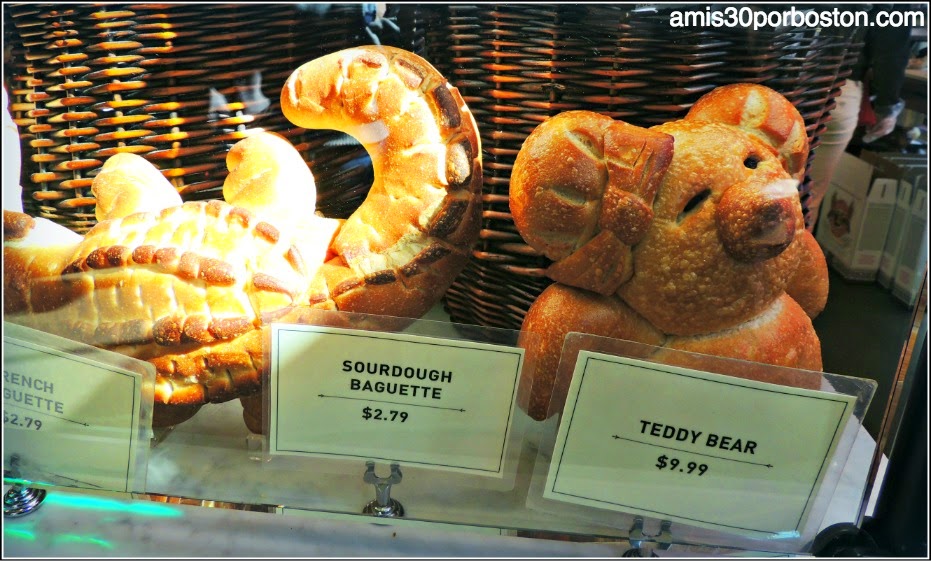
left=3, top=3, right=927, bottom=557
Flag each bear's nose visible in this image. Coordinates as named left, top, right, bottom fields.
left=715, top=178, right=799, bottom=262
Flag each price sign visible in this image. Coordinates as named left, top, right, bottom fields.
left=361, top=407, right=409, bottom=423
left=4, top=412, right=45, bottom=431
left=3, top=323, right=152, bottom=492
left=654, top=455, right=708, bottom=476
left=268, top=324, right=524, bottom=477
left=543, top=351, right=858, bottom=537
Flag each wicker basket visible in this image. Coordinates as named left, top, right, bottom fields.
left=418, top=4, right=866, bottom=330
left=3, top=4, right=865, bottom=334
left=2, top=3, right=431, bottom=231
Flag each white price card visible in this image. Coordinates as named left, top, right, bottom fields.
left=3, top=325, right=152, bottom=492
left=544, top=351, right=857, bottom=537
left=268, top=324, right=524, bottom=477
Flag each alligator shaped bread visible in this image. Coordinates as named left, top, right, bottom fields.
left=3, top=46, right=482, bottom=431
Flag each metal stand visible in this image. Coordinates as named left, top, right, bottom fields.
left=4, top=455, right=46, bottom=518
left=4, top=485, right=47, bottom=519
left=623, top=517, right=672, bottom=557
left=361, top=461, right=404, bottom=518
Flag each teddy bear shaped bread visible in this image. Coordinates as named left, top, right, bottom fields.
left=3, top=46, right=482, bottom=432
left=510, top=84, right=829, bottom=420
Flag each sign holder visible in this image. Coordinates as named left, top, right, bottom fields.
left=249, top=305, right=538, bottom=514
left=3, top=454, right=46, bottom=518
left=626, top=517, right=673, bottom=556
left=525, top=332, right=877, bottom=555
left=3, top=322, right=155, bottom=496
left=361, top=461, right=404, bottom=517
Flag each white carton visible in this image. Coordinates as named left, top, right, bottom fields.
left=892, top=187, right=928, bottom=308
left=816, top=152, right=897, bottom=281
left=878, top=177, right=915, bottom=288
left=858, top=152, right=927, bottom=290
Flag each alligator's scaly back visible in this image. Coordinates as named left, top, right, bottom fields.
left=4, top=134, right=339, bottom=408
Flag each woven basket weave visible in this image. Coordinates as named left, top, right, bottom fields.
left=3, top=3, right=429, bottom=232
left=418, top=4, right=865, bottom=330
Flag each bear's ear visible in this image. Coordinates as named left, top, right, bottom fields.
left=685, top=84, right=809, bottom=181
left=510, top=111, right=673, bottom=295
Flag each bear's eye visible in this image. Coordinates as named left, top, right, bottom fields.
left=678, top=189, right=712, bottom=222
left=743, top=155, right=761, bottom=169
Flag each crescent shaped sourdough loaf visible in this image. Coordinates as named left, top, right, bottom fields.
left=281, top=46, right=482, bottom=318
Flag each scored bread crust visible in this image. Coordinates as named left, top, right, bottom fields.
left=5, top=180, right=338, bottom=408
left=617, top=120, right=807, bottom=336
left=509, top=110, right=673, bottom=296
left=511, top=84, right=829, bottom=420
left=4, top=47, right=483, bottom=424
left=685, top=83, right=809, bottom=182
left=281, top=46, right=482, bottom=318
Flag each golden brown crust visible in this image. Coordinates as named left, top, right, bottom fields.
left=222, top=132, right=318, bottom=229
left=281, top=46, right=482, bottom=318
left=511, top=111, right=616, bottom=261
left=715, top=176, right=800, bottom=263
left=511, top=111, right=673, bottom=260
left=619, top=121, right=805, bottom=336
left=520, top=289, right=822, bottom=421
left=544, top=230, right=632, bottom=296
left=617, top=216, right=800, bottom=337
left=3, top=210, right=35, bottom=241
left=785, top=229, right=829, bottom=319
left=317, top=243, right=471, bottom=318
left=4, top=143, right=332, bottom=410
left=239, top=394, right=264, bottom=434
left=510, top=110, right=672, bottom=295
left=92, top=152, right=181, bottom=221
left=685, top=83, right=809, bottom=181
left=511, top=84, right=824, bottom=420
left=661, top=294, right=823, bottom=377
left=601, top=120, right=672, bottom=242
left=4, top=244, right=82, bottom=316
left=519, top=284, right=665, bottom=420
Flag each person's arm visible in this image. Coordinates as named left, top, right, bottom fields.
left=862, top=5, right=913, bottom=142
